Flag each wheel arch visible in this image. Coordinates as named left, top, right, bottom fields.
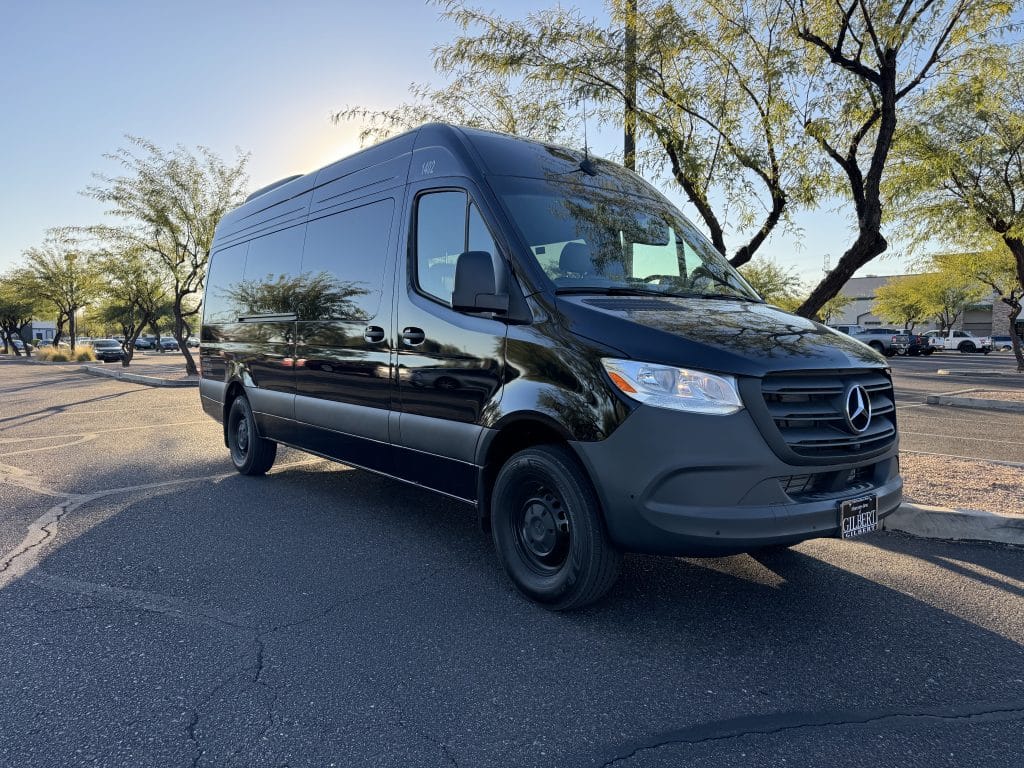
left=475, top=413, right=581, bottom=533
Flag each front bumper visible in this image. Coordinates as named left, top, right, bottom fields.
left=570, top=404, right=902, bottom=557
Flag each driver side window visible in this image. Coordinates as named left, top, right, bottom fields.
left=415, top=191, right=497, bottom=305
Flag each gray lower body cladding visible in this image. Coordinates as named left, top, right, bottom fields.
left=571, top=404, right=902, bottom=557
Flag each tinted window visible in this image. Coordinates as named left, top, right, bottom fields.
left=203, top=242, right=248, bottom=323
left=416, top=191, right=467, bottom=303
left=222, top=226, right=307, bottom=317
left=300, top=199, right=395, bottom=321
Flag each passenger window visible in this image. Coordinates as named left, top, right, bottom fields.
left=301, top=199, right=395, bottom=321
left=204, top=242, right=248, bottom=323
left=416, top=191, right=467, bottom=304
left=237, top=225, right=307, bottom=315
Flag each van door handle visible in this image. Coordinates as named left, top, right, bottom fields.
left=363, top=325, right=385, bottom=343
left=401, top=327, right=426, bottom=346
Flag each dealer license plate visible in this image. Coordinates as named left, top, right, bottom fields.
left=839, top=495, right=878, bottom=539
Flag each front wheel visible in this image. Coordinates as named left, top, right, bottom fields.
left=491, top=445, right=621, bottom=611
left=226, top=395, right=277, bottom=475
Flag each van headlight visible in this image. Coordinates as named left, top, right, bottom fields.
left=601, top=359, right=743, bottom=415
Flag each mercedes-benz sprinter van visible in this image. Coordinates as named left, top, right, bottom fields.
left=199, top=123, right=902, bottom=610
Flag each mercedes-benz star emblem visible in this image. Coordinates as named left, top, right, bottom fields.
left=845, top=385, right=872, bottom=433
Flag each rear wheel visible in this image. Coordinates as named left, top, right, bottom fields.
left=226, top=395, right=277, bottom=475
left=491, top=445, right=621, bottom=611
left=868, top=341, right=885, bottom=355
left=958, top=341, right=976, bottom=353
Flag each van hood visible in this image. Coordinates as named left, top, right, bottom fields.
left=555, top=295, right=885, bottom=377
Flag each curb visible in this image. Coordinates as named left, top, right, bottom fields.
left=936, top=368, right=1014, bottom=376
left=884, top=502, right=1024, bottom=546
left=924, top=394, right=1024, bottom=413
left=80, top=365, right=198, bottom=388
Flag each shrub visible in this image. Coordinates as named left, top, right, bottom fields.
left=73, top=345, right=96, bottom=362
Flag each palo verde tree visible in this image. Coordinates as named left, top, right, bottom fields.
left=788, top=0, right=1013, bottom=318
left=93, top=247, right=171, bottom=367
left=22, top=231, right=101, bottom=350
left=86, top=137, right=249, bottom=375
left=873, top=274, right=930, bottom=330
left=0, top=271, right=40, bottom=356
left=892, top=45, right=1024, bottom=370
left=339, top=0, right=822, bottom=266
left=739, top=257, right=805, bottom=305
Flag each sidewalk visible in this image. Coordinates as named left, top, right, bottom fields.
left=884, top=503, right=1024, bottom=546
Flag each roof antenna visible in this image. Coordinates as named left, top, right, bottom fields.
left=579, top=94, right=597, bottom=176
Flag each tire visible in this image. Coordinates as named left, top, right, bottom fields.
left=868, top=341, right=885, bottom=355
left=923, top=348, right=934, bottom=355
left=491, top=445, right=622, bottom=611
left=226, top=395, right=277, bottom=475
left=958, top=341, right=976, bottom=353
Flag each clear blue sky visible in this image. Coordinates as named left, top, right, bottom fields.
left=0, top=0, right=912, bottom=285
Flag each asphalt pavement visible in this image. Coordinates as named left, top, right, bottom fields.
left=889, top=352, right=1024, bottom=463
left=0, top=359, right=1021, bottom=767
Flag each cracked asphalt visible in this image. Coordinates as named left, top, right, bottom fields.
left=0, top=359, right=1022, bottom=767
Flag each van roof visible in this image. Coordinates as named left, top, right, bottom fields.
left=214, top=123, right=657, bottom=247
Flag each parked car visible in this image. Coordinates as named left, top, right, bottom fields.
left=157, top=337, right=179, bottom=351
left=829, top=324, right=864, bottom=336
left=92, top=338, right=127, bottom=363
left=849, top=327, right=910, bottom=356
left=8, top=339, right=32, bottom=353
left=904, top=331, right=934, bottom=356
left=922, top=329, right=992, bottom=353
left=991, top=335, right=1016, bottom=351
left=134, top=336, right=157, bottom=350
left=199, top=123, right=903, bottom=610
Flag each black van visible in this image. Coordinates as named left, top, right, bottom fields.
left=199, top=123, right=902, bottom=609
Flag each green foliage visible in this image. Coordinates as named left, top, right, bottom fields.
left=340, top=0, right=822, bottom=265
left=85, top=136, right=249, bottom=373
left=873, top=276, right=930, bottom=330
left=892, top=265, right=987, bottom=331
left=817, top=293, right=854, bottom=324
left=739, top=257, right=805, bottom=305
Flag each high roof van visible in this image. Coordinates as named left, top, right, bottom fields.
left=199, top=123, right=902, bottom=610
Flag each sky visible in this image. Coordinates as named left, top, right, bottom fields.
left=0, top=0, right=915, bottom=286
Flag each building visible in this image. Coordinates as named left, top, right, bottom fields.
left=832, top=275, right=1021, bottom=336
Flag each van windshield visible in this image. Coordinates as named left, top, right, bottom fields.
left=492, top=177, right=761, bottom=301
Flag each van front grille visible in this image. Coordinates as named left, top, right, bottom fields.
left=760, top=370, right=897, bottom=461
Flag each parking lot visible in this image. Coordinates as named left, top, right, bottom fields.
left=0, top=359, right=1022, bottom=767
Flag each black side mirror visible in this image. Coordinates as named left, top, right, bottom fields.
left=452, top=251, right=509, bottom=314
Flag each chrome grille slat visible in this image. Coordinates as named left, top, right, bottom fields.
left=761, top=370, right=898, bottom=460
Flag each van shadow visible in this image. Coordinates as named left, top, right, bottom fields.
left=8, top=460, right=1024, bottom=768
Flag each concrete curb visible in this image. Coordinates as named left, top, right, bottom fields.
left=884, top=502, right=1024, bottom=546
left=925, top=394, right=1024, bottom=413
left=80, top=365, right=198, bottom=388
left=936, top=368, right=1015, bottom=376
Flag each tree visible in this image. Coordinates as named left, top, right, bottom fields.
left=939, top=250, right=1023, bottom=369
left=912, top=267, right=986, bottom=331
left=873, top=275, right=929, bottom=330
left=93, top=248, right=171, bottom=367
left=0, top=271, right=40, bottom=357
left=892, top=46, right=1024, bottom=370
left=85, top=137, right=249, bottom=375
left=739, top=257, right=805, bottom=305
left=340, top=0, right=821, bottom=266
left=22, top=231, right=101, bottom=350
left=789, top=0, right=1012, bottom=318
left=817, top=292, right=854, bottom=325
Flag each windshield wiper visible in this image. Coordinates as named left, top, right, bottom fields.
left=555, top=286, right=672, bottom=297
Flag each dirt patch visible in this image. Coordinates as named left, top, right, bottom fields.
left=901, top=453, right=1024, bottom=516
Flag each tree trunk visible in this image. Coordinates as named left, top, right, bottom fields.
left=623, top=0, right=637, bottom=172
left=797, top=230, right=887, bottom=318
left=173, top=304, right=198, bottom=376
left=1004, top=236, right=1024, bottom=373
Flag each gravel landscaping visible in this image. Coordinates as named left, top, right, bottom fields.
left=965, top=389, right=1024, bottom=402
left=901, top=452, right=1024, bottom=516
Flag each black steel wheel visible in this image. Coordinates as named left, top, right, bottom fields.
left=226, top=395, right=277, bottom=476
left=491, top=445, right=621, bottom=611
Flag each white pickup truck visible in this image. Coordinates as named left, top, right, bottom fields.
left=923, top=329, right=992, bottom=353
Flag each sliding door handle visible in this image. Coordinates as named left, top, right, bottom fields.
left=363, top=325, right=385, bottom=343
left=401, top=327, right=426, bottom=346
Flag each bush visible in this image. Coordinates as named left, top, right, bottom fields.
left=73, top=345, right=96, bottom=362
